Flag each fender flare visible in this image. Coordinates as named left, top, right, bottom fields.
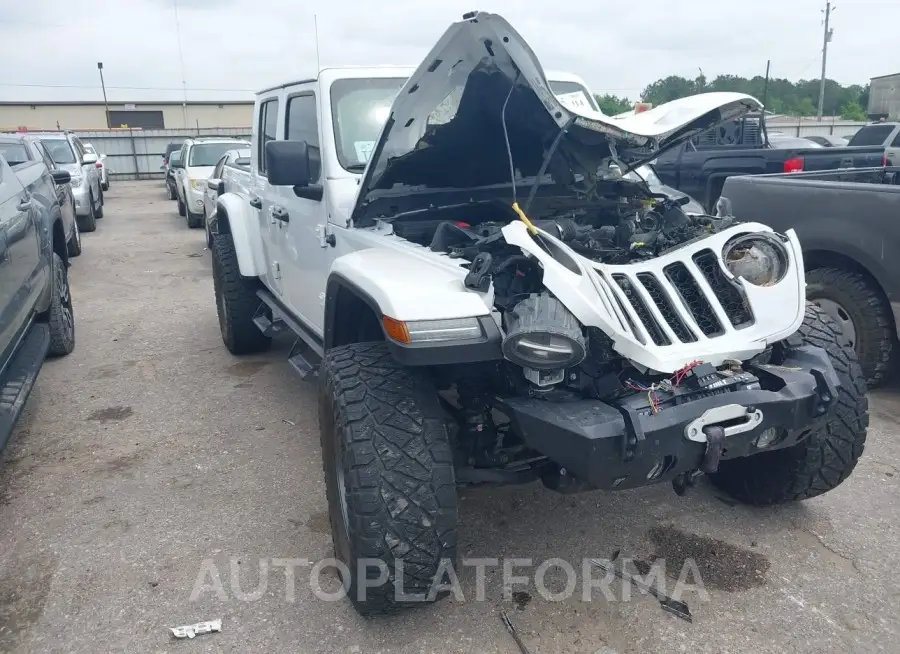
left=215, top=193, right=266, bottom=277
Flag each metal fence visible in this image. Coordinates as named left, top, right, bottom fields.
left=72, top=127, right=251, bottom=180
left=765, top=118, right=867, bottom=139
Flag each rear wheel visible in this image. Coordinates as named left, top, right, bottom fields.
left=211, top=233, right=270, bottom=354
left=806, top=267, right=894, bottom=387
left=177, top=196, right=186, bottom=217
left=710, top=304, right=867, bottom=505
left=66, top=219, right=82, bottom=257
left=318, top=342, right=458, bottom=616
left=166, top=182, right=175, bottom=200
left=94, top=191, right=104, bottom=219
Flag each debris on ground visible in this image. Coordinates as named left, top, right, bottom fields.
left=590, top=558, right=692, bottom=623
left=500, top=610, right=533, bottom=654
left=169, top=618, right=222, bottom=639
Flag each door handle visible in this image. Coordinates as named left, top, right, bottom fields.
left=249, top=195, right=262, bottom=209
left=17, top=199, right=32, bottom=211
left=271, top=205, right=290, bottom=223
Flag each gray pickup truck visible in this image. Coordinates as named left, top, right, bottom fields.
left=0, top=143, right=77, bottom=451
left=720, top=167, right=900, bottom=386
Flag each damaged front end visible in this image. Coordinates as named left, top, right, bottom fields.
left=349, top=11, right=837, bottom=494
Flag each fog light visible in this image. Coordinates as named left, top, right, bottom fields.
left=195, top=199, right=204, bottom=207
left=754, top=427, right=778, bottom=448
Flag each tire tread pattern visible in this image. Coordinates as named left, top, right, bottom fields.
left=319, top=342, right=457, bottom=616
left=211, top=234, right=270, bottom=354
left=710, top=304, right=868, bottom=505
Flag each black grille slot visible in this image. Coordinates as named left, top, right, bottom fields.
left=663, top=263, right=724, bottom=336
left=612, top=274, right=670, bottom=346
left=636, top=273, right=698, bottom=343
left=692, top=250, right=754, bottom=327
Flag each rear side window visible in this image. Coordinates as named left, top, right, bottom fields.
left=258, top=99, right=279, bottom=175
left=848, top=124, right=895, bottom=146
left=285, top=94, right=320, bottom=182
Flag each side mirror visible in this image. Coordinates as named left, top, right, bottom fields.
left=51, top=170, right=71, bottom=185
left=82, top=152, right=98, bottom=165
left=266, top=140, right=315, bottom=187
left=207, top=178, right=225, bottom=194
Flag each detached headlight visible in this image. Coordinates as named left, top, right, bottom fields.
left=502, top=294, right=586, bottom=370
left=722, top=233, right=789, bottom=287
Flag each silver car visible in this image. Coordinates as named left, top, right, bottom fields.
left=37, top=132, right=104, bottom=223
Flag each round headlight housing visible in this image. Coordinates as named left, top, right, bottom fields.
left=502, top=331, right=586, bottom=370
left=722, top=233, right=789, bottom=287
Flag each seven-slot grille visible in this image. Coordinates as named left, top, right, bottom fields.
left=604, top=248, right=754, bottom=347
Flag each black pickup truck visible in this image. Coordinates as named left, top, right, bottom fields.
left=720, top=166, right=900, bottom=387
left=0, top=143, right=77, bottom=451
left=654, top=114, right=886, bottom=212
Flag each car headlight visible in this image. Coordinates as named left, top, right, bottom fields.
left=722, top=233, right=789, bottom=287
left=502, top=294, right=586, bottom=370
left=190, top=179, right=206, bottom=191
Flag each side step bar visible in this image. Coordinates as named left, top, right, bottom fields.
left=255, top=289, right=322, bottom=380
left=0, top=323, right=50, bottom=451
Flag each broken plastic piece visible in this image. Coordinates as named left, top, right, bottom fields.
left=590, top=558, right=692, bottom=623
left=170, top=618, right=222, bottom=639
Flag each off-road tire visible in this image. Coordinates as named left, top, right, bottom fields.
left=187, top=210, right=203, bottom=229
left=806, top=267, right=894, bottom=387
left=211, top=233, right=270, bottom=354
left=318, top=342, right=458, bottom=616
left=177, top=197, right=186, bottom=217
left=42, top=252, right=75, bottom=357
left=66, top=218, right=82, bottom=257
left=710, top=304, right=867, bottom=505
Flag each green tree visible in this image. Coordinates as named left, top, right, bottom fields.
left=840, top=100, right=867, bottom=121
left=594, top=94, right=633, bottom=115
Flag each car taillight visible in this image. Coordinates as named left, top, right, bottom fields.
left=784, top=157, right=804, bottom=173
left=884, top=154, right=889, bottom=167
left=95, top=162, right=102, bottom=168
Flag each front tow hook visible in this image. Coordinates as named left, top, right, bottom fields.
left=700, top=425, right=726, bottom=473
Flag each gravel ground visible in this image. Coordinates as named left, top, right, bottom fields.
left=0, top=181, right=898, bottom=653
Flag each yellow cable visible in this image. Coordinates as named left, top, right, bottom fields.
left=511, top=201, right=538, bottom=235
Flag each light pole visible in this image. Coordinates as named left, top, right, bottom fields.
left=97, top=62, right=110, bottom=128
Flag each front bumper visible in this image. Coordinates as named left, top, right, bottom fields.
left=497, top=345, right=838, bottom=491
left=187, top=186, right=205, bottom=212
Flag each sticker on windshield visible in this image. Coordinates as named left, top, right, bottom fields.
left=354, top=141, right=376, bottom=163
left=556, top=91, right=590, bottom=113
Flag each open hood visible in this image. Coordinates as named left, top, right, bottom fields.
left=352, top=11, right=762, bottom=222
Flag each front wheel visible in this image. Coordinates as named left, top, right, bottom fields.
left=187, top=210, right=203, bottom=229
left=318, top=342, right=458, bottom=616
left=177, top=196, right=186, bottom=217
left=710, top=304, right=868, bottom=505
left=42, top=252, right=75, bottom=357
left=66, top=219, right=82, bottom=257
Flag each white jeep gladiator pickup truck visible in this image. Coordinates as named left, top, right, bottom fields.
left=211, top=11, right=867, bottom=616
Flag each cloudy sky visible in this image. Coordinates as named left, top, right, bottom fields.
left=0, top=0, right=894, bottom=103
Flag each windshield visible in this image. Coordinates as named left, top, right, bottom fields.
left=548, top=81, right=599, bottom=112
left=41, top=138, right=77, bottom=164
left=330, top=78, right=406, bottom=171
left=0, top=142, right=29, bottom=166
left=188, top=142, right=249, bottom=167
left=330, top=77, right=600, bottom=173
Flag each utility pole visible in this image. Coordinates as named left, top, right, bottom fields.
left=817, top=2, right=834, bottom=121
left=97, top=62, right=110, bottom=128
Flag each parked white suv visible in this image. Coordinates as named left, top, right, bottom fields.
left=209, top=12, right=867, bottom=617
left=172, top=137, right=249, bottom=228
